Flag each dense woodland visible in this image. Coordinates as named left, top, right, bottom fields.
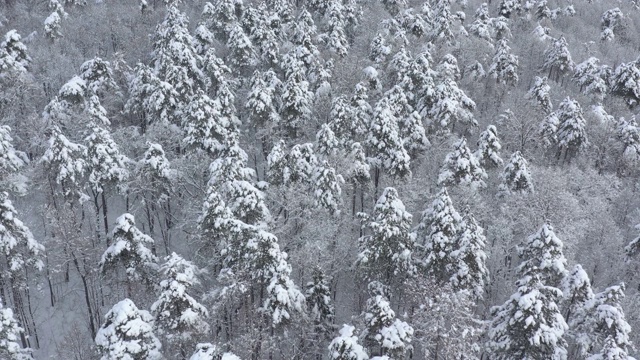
left=1, top=0, right=640, bottom=358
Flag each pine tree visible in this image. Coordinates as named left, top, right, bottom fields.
left=363, top=282, right=413, bottom=358
left=475, top=125, right=503, bottom=167
left=0, top=126, right=26, bottom=179
left=518, top=223, right=568, bottom=286
left=610, top=57, right=640, bottom=108
left=488, top=39, right=519, bottom=86
left=430, top=0, right=456, bottom=44
left=151, top=252, right=209, bottom=345
left=0, top=298, right=32, bottom=360
left=574, top=57, right=608, bottom=100
left=417, top=187, right=463, bottom=283
left=99, top=213, right=158, bottom=283
left=246, top=69, right=281, bottom=128
left=346, top=142, right=371, bottom=185
left=451, top=213, right=489, bottom=298
left=321, top=0, right=350, bottom=57
left=469, top=3, right=492, bottom=43
left=138, top=142, right=175, bottom=199
left=44, top=0, right=67, bottom=40
left=500, top=151, right=534, bottom=195
left=561, top=264, right=594, bottom=328
left=427, top=57, right=477, bottom=131
left=328, top=325, right=369, bottom=360
left=356, top=187, right=416, bottom=282
left=540, top=111, right=560, bottom=147
left=0, top=30, right=30, bottom=78
left=527, top=76, right=553, bottom=114
left=40, top=126, right=87, bottom=198
left=488, top=272, right=569, bottom=359
left=85, top=125, right=129, bottom=194
left=542, top=36, right=575, bottom=81
left=183, top=90, right=236, bottom=156
left=400, top=111, right=430, bottom=153
left=79, top=57, right=117, bottom=95
left=280, top=64, right=314, bottom=136
left=366, top=98, right=411, bottom=179
left=556, top=97, right=588, bottom=157
left=617, top=117, right=640, bottom=164
left=600, top=8, right=624, bottom=42
left=438, top=137, right=487, bottom=190
left=306, top=267, right=335, bottom=330
left=312, top=161, right=344, bottom=215
left=226, top=22, right=256, bottom=68
left=499, top=0, right=521, bottom=18
left=95, top=299, right=162, bottom=360
left=369, top=33, right=391, bottom=64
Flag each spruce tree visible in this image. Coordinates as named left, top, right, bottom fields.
left=500, top=151, right=534, bottom=195
left=488, top=39, right=519, bottom=86
left=542, top=36, right=575, bottom=81
left=366, top=98, right=411, bottom=179
left=438, top=137, right=487, bottom=190
left=527, top=76, right=553, bottom=114
left=556, top=97, right=588, bottom=158
left=518, top=223, right=568, bottom=286
left=95, top=299, right=162, bottom=360
left=475, top=125, right=503, bottom=167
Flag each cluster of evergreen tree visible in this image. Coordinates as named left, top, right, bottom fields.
left=1, top=0, right=640, bottom=359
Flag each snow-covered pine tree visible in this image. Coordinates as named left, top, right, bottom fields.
left=312, top=161, right=344, bottom=215
left=561, top=264, right=594, bottom=345
left=99, top=213, right=158, bottom=283
left=369, top=33, right=391, bottom=64
left=499, top=0, right=521, bottom=18
left=430, top=0, right=456, bottom=44
left=542, top=36, right=575, bottom=82
left=183, top=89, right=236, bottom=156
left=280, top=62, right=314, bottom=137
left=488, top=38, right=519, bottom=86
left=610, top=57, right=640, bottom=108
left=400, top=111, right=429, bottom=153
left=0, top=297, right=32, bottom=360
left=138, top=142, right=175, bottom=199
left=499, top=151, right=534, bottom=195
left=85, top=125, right=129, bottom=194
left=487, top=271, right=568, bottom=359
left=226, top=22, right=256, bottom=68
left=328, top=325, right=369, bottom=360
left=527, top=76, right=553, bottom=114
left=556, top=97, right=588, bottom=159
left=306, top=267, right=335, bottom=331
left=573, top=57, right=608, bottom=100
left=79, top=57, right=117, bottom=95
left=356, top=187, right=415, bottom=283
left=0, top=126, right=26, bottom=180
left=151, top=252, right=209, bottom=347
left=246, top=69, right=281, bottom=129
left=617, top=117, right=640, bottom=164
left=0, top=30, right=30, bottom=78
left=540, top=110, right=560, bottom=147
left=518, top=223, right=568, bottom=286
left=474, top=125, right=503, bottom=167
left=438, top=137, right=487, bottom=190
left=0, top=192, right=45, bottom=279
left=363, top=282, right=413, bottom=358
left=600, top=8, right=624, bottom=42
left=451, top=213, right=489, bottom=298
left=417, top=187, right=463, bottom=283
left=366, top=98, right=411, bottom=179
left=469, top=3, right=492, bottom=44
left=95, top=298, right=162, bottom=360
left=427, top=57, right=477, bottom=132
left=40, top=126, right=87, bottom=198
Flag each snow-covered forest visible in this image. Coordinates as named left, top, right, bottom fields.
left=1, top=0, right=640, bottom=358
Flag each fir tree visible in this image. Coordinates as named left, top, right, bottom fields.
left=369, top=33, right=391, bottom=64
left=312, top=161, right=344, bottom=215
left=356, top=187, right=416, bottom=282
left=527, top=76, right=553, bottom=114
left=500, top=151, right=534, bottom=195
left=417, top=187, right=463, bottom=283
left=469, top=3, right=492, bottom=43
left=438, top=137, right=487, bottom=190
left=85, top=125, right=129, bottom=194
left=0, top=30, right=30, bottom=78
left=328, top=325, right=369, bottom=360
left=574, top=57, right=608, bottom=100
left=542, top=36, right=575, bottom=81
left=518, top=223, right=568, bottom=286
left=556, top=97, right=588, bottom=158
left=475, top=125, right=503, bottom=167
left=306, top=267, right=335, bottom=330
left=226, top=22, right=256, bottom=68
left=488, top=39, right=519, bottom=86
left=610, top=57, right=640, bottom=108
left=280, top=64, right=314, bottom=136
left=0, top=126, right=26, bottom=179
left=561, top=264, right=594, bottom=327
left=366, top=98, right=411, bottom=179
left=246, top=69, right=281, bottom=128
left=346, top=142, right=371, bottom=185
left=99, top=213, right=158, bottom=283
left=40, top=126, right=87, bottom=198
left=95, top=299, right=163, bottom=360
left=487, top=271, right=569, bottom=359
left=451, top=213, right=489, bottom=298
left=151, top=252, right=209, bottom=345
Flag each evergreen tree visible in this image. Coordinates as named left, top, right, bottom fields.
left=400, top=111, right=430, bottom=153
left=363, top=282, right=413, bottom=358
left=527, top=76, right=553, bottom=114
left=469, top=3, right=492, bottom=43
left=151, top=252, right=209, bottom=345
left=306, top=267, right=335, bottom=330
left=366, top=98, right=411, bottom=179
left=540, top=111, right=560, bottom=147
left=99, top=213, right=158, bottom=283
left=0, top=192, right=45, bottom=278
left=542, top=36, right=575, bottom=81
left=44, top=0, right=67, bottom=40
left=556, top=97, right=588, bottom=158
left=95, top=299, right=163, bottom=360
left=226, top=22, right=256, bottom=68
left=610, top=57, right=640, bottom=108
left=312, top=161, right=344, bottom=215
left=246, top=69, right=281, bottom=128
left=369, top=33, right=391, bottom=64
left=85, top=125, right=129, bottom=194
left=574, top=57, right=608, bottom=100
left=488, top=39, right=519, bottom=86
left=0, top=30, right=30, bottom=78
left=500, top=151, right=534, bottom=195
left=328, top=325, right=369, bottom=360
left=0, top=297, right=32, bottom=360
left=417, top=187, right=463, bottom=283
left=0, top=126, right=26, bottom=179
left=487, top=272, right=569, bottom=359
left=499, top=0, right=521, bottom=18
left=346, top=142, right=371, bottom=185
left=600, top=8, right=624, bottom=42
left=280, top=63, right=314, bottom=136
left=40, top=126, right=87, bottom=198
left=561, top=264, right=594, bottom=331
left=451, top=213, right=489, bottom=298
left=438, top=137, right=487, bottom=190
left=356, top=187, right=416, bottom=282
left=183, top=90, right=237, bottom=156
left=474, top=125, right=503, bottom=167
left=518, top=223, right=568, bottom=286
